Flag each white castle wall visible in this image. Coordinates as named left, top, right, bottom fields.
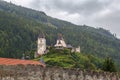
left=55, top=40, right=67, bottom=47
left=37, top=37, right=46, bottom=55
left=75, top=46, right=80, bottom=53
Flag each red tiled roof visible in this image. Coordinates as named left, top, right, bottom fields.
left=0, top=58, right=45, bottom=67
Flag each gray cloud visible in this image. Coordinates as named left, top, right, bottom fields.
left=30, top=0, right=112, bottom=15
left=53, top=0, right=108, bottom=15
left=95, top=9, right=120, bottom=37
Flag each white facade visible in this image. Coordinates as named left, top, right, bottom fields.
left=71, top=46, right=80, bottom=53
left=75, top=46, right=80, bottom=53
left=54, top=34, right=67, bottom=48
left=54, top=39, right=67, bottom=47
left=37, top=37, right=46, bottom=55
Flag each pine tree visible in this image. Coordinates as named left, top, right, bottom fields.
left=102, top=57, right=116, bottom=72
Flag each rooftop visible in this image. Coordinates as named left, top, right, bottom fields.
left=0, top=58, right=45, bottom=67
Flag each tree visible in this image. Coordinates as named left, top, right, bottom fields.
left=102, top=57, right=116, bottom=72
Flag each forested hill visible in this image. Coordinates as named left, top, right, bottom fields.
left=0, top=0, right=120, bottom=66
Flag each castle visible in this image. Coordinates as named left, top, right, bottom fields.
left=35, top=34, right=80, bottom=57
left=54, top=34, right=67, bottom=48
left=34, top=34, right=46, bottom=58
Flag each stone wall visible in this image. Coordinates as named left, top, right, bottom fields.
left=0, top=65, right=119, bottom=80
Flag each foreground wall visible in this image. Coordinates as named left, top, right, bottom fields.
left=0, top=65, right=119, bottom=80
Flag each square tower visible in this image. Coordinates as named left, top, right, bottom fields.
left=35, top=34, right=46, bottom=58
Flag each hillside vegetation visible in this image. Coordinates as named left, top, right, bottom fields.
left=0, top=0, right=120, bottom=67
left=35, top=48, right=103, bottom=70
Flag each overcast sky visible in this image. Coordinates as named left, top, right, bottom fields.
left=4, top=0, right=120, bottom=38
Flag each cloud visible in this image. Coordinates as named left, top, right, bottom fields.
left=30, top=0, right=111, bottom=15
left=95, top=10, right=120, bottom=37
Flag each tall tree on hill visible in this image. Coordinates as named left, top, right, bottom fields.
left=102, top=57, right=116, bottom=72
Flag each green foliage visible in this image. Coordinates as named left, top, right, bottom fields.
left=102, top=57, right=117, bottom=72
left=40, top=48, right=103, bottom=70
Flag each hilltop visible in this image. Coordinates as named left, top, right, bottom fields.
left=35, top=48, right=103, bottom=70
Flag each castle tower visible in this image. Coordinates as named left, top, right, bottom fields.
left=54, top=34, right=67, bottom=48
left=35, top=34, right=46, bottom=57
left=75, top=46, right=80, bottom=53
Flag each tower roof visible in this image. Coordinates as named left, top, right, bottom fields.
left=58, top=34, right=63, bottom=40
left=38, top=33, right=45, bottom=38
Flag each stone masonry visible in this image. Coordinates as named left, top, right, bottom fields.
left=0, top=65, right=119, bottom=80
